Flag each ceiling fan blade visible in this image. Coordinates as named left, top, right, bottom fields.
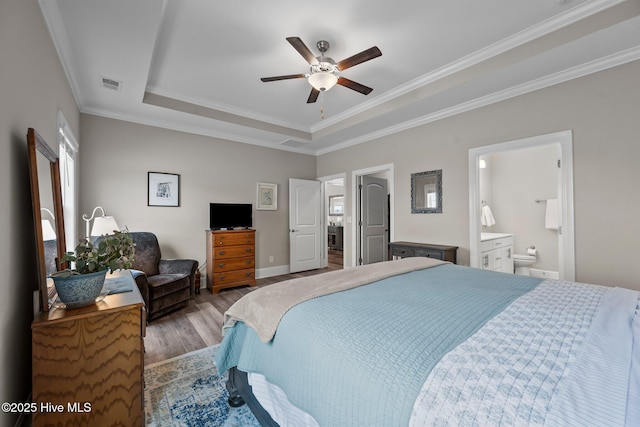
left=286, top=37, right=319, bottom=65
left=337, top=46, right=382, bottom=71
left=307, top=88, right=320, bottom=103
left=260, top=74, right=306, bottom=82
left=337, top=77, right=373, bottom=95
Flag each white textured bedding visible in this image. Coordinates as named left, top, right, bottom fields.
left=245, top=280, right=640, bottom=426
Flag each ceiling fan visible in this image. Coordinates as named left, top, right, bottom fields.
left=261, top=37, right=382, bottom=103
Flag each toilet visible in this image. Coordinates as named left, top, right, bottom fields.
left=513, top=254, right=537, bottom=276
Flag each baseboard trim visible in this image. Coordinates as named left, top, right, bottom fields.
left=256, top=265, right=290, bottom=279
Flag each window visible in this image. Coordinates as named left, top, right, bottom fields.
left=58, top=111, right=78, bottom=247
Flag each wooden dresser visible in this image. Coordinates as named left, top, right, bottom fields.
left=31, top=270, right=145, bottom=426
left=389, top=241, right=458, bottom=264
left=328, top=225, right=343, bottom=251
left=206, top=229, right=256, bottom=293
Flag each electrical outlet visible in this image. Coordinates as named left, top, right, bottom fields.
left=269, top=256, right=274, bottom=263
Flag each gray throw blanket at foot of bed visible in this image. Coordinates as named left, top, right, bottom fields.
left=222, top=257, right=446, bottom=342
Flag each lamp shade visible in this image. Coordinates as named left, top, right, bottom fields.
left=90, top=216, right=120, bottom=236
left=41, top=220, right=57, bottom=241
left=308, top=72, right=338, bottom=91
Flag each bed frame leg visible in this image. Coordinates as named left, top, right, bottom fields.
left=226, top=367, right=246, bottom=407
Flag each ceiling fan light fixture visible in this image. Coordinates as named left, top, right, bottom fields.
left=308, top=71, right=338, bottom=91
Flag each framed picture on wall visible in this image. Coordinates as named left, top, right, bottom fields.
left=148, top=172, right=180, bottom=207
left=256, top=182, right=277, bottom=210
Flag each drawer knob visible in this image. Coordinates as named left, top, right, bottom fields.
left=218, top=263, right=225, bottom=268
left=245, top=248, right=252, bottom=253
left=219, top=276, right=225, bottom=281
left=218, top=250, right=225, bottom=255
left=245, top=260, right=251, bottom=265
left=246, top=272, right=252, bottom=277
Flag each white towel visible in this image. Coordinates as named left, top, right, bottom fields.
left=545, top=199, right=559, bottom=230
left=481, top=204, right=495, bottom=227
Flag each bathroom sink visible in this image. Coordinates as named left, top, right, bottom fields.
left=481, top=232, right=513, bottom=241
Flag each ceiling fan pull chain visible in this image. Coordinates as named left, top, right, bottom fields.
left=320, top=91, right=325, bottom=119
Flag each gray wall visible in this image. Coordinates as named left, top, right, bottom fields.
left=317, top=59, right=640, bottom=291
left=79, top=114, right=317, bottom=276
left=0, top=0, right=80, bottom=424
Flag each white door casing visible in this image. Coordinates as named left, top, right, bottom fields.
left=468, top=130, right=575, bottom=281
left=289, top=178, right=322, bottom=273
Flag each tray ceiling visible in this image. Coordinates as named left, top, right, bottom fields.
left=40, top=0, right=640, bottom=154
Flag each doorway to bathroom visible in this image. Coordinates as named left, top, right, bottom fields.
left=469, top=130, right=575, bottom=281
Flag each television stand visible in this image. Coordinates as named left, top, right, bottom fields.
left=206, top=229, right=256, bottom=293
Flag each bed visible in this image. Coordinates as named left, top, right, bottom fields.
left=215, top=257, right=640, bottom=426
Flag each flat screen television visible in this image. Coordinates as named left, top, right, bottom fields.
left=209, top=203, right=252, bottom=229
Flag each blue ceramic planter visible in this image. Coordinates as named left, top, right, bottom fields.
left=52, top=270, right=107, bottom=307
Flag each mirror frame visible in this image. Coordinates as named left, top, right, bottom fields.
left=28, top=128, right=67, bottom=312
left=329, top=195, right=344, bottom=216
left=411, top=169, right=443, bottom=214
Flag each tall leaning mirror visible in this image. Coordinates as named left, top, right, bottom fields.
left=28, top=128, right=67, bottom=312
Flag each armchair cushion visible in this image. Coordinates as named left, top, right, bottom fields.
left=130, top=233, right=161, bottom=276
left=159, top=259, right=199, bottom=297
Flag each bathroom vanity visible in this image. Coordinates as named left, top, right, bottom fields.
left=480, top=233, right=514, bottom=273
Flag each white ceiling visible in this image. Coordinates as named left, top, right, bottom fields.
left=40, top=0, right=640, bottom=155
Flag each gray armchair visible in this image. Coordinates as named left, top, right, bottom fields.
left=98, top=232, right=198, bottom=321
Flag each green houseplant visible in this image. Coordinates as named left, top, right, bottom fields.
left=51, top=230, right=136, bottom=306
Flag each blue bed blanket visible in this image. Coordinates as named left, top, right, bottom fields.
left=216, top=263, right=542, bottom=426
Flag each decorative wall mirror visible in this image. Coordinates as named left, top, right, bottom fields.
left=28, top=128, right=67, bottom=312
left=329, top=195, right=344, bottom=215
left=411, top=169, right=442, bottom=214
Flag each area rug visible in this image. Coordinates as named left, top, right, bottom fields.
left=144, top=344, right=260, bottom=427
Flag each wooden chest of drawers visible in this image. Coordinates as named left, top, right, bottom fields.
left=31, top=271, right=145, bottom=426
left=206, top=229, right=256, bottom=293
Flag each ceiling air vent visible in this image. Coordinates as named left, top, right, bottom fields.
left=280, top=139, right=307, bottom=148
left=101, top=76, right=122, bottom=91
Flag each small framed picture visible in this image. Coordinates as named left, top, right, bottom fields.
left=256, top=182, right=277, bottom=210
left=148, top=172, right=180, bottom=207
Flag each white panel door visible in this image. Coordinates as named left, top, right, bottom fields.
left=359, top=176, right=388, bottom=265
left=289, top=178, right=322, bottom=273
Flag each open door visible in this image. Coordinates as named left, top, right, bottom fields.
left=289, top=178, right=322, bottom=273
left=358, top=175, right=388, bottom=265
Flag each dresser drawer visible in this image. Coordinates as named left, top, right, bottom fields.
left=213, top=245, right=254, bottom=259
left=391, top=247, right=414, bottom=258
left=414, top=248, right=445, bottom=260
left=212, top=232, right=255, bottom=247
left=213, top=268, right=255, bottom=285
left=213, top=257, right=255, bottom=272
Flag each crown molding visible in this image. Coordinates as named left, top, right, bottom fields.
left=315, top=46, right=640, bottom=156
left=145, top=85, right=310, bottom=134
left=79, top=106, right=316, bottom=156
left=38, top=0, right=85, bottom=109
left=310, top=0, right=628, bottom=134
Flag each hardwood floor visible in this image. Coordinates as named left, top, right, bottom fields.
left=144, top=250, right=343, bottom=365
